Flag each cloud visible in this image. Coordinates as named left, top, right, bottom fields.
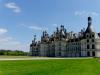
left=0, top=28, right=8, bottom=35
left=52, top=24, right=58, bottom=27
left=74, top=11, right=99, bottom=17
left=5, top=2, right=21, bottom=13
left=28, top=26, right=48, bottom=31
left=21, top=23, right=48, bottom=31
left=0, top=36, right=20, bottom=45
left=0, top=36, right=20, bottom=47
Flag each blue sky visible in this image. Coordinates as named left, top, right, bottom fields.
left=0, top=0, right=100, bottom=52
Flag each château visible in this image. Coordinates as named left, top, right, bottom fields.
left=30, top=17, right=100, bottom=57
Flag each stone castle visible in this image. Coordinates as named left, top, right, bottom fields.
left=30, top=17, right=100, bottom=57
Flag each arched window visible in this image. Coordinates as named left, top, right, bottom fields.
left=92, top=34, right=94, bottom=38
left=87, top=44, right=90, bottom=49
left=92, top=44, right=95, bottom=49
left=92, top=39, right=94, bottom=42
left=87, top=39, right=89, bottom=42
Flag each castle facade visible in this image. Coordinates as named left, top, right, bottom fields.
left=30, top=17, right=100, bottom=57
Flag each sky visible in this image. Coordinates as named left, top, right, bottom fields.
left=0, top=0, right=100, bottom=52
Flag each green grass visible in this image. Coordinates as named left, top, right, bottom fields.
left=0, top=58, right=100, bottom=75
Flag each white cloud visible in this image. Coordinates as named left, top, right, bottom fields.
left=0, top=28, right=8, bottom=35
left=75, top=11, right=99, bottom=17
left=0, top=36, right=20, bottom=45
left=52, top=24, right=58, bottom=27
left=21, top=23, right=48, bottom=31
left=5, top=2, right=21, bottom=13
left=29, top=26, right=48, bottom=31
left=0, top=36, right=20, bottom=47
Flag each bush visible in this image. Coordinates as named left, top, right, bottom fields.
left=0, top=49, right=29, bottom=56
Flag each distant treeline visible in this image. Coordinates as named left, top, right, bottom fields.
left=0, top=49, right=29, bottom=56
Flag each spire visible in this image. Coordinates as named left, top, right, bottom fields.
left=33, top=35, right=36, bottom=42
left=56, top=27, right=59, bottom=31
left=60, top=25, right=64, bottom=30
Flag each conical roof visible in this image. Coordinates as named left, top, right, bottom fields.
left=85, top=17, right=99, bottom=39
left=85, top=24, right=95, bottom=33
left=85, top=17, right=95, bottom=33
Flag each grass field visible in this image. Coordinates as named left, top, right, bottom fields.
left=0, top=58, right=100, bottom=75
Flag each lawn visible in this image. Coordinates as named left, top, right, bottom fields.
left=0, top=58, right=100, bottom=75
